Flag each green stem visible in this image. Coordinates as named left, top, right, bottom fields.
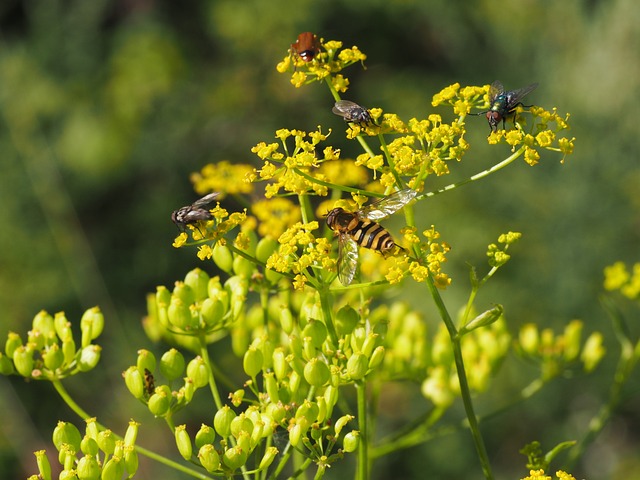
left=318, top=287, right=339, bottom=348
left=52, top=380, right=214, bottom=479
left=293, top=168, right=384, bottom=198
left=419, top=145, right=526, bottom=200
left=424, top=274, right=494, bottom=480
left=355, top=381, right=368, bottom=480
left=198, top=336, right=224, bottom=410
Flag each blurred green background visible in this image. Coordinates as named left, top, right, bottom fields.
left=0, top=0, right=638, bottom=478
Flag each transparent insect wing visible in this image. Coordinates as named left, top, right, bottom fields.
left=359, top=188, right=417, bottom=221
left=488, top=81, right=504, bottom=102
left=504, top=83, right=538, bottom=109
left=191, top=192, right=220, bottom=209
left=337, top=234, right=359, bottom=285
left=332, top=100, right=359, bottom=118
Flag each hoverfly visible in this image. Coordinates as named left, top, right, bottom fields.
left=332, top=100, right=374, bottom=127
left=475, top=80, right=538, bottom=133
left=290, top=32, right=320, bottom=62
left=326, top=188, right=417, bottom=285
left=143, top=368, right=155, bottom=396
left=171, top=192, right=220, bottom=232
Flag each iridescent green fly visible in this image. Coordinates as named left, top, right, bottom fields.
left=475, top=80, right=538, bottom=133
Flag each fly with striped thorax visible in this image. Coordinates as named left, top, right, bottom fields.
left=326, top=188, right=418, bottom=285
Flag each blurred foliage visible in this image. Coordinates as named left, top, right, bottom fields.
left=0, top=0, right=638, bottom=479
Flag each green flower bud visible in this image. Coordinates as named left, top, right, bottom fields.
left=59, top=444, right=75, bottom=469
left=5, top=332, right=22, bottom=358
left=279, top=308, right=294, bottom=334
left=288, top=423, right=303, bottom=447
left=563, top=320, right=583, bottom=362
left=201, top=298, right=225, bottom=327
left=303, top=358, right=330, bottom=387
left=361, top=333, right=379, bottom=358
left=214, top=406, right=236, bottom=437
left=123, top=445, right=138, bottom=477
left=136, top=349, right=156, bottom=375
left=184, top=268, right=210, bottom=302
left=235, top=430, right=251, bottom=453
left=35, top=450, right=52, bottom=480
left=460, top=305, right=503, bottom=335
left=167, top=297, right=193, bottom=330
left=347, top=352, right=369, bottom=380
left=53, top=422, right=82, bottom=452
left=54, top=312, right=73, bottom=342
left=195, top=424, right=216, bottom=449
left=289, top=334, right=303, bottom=359
left=76, top=454, right=100, bottom=480
left=230, top=413, right=254, bottom=438
left=77, top=345, right=101, bottom=372
left=336, top=305, right=359, bottom=336
left=272, top=348, right=288, bottom=381
left=148, top=390, right=171, bottom=417
left=198, top=444, right=221, bottom=473
left=58, top=470, right=78, bottom=480
left=295, top=400, right=319, bottom=424
left=0, top=352, right=14, bottom=375
left=96, top=430, right=115, bottom=455
left=264, top=372, right=280, bottom=403
left=80, top=436, right=99, bottom=456
left=175, top=425, right=193, bottom=460
left=581, top=332, right=605, bottom=372
left=173, top=281, right=195, bottom=306
left=13, top=345, right=34, bottom=377
left=243, top=346, right=264, bottom=378
left=62, top=338, right=76, bottom=366
left=272, top=401, right=290, bottom=424
left=350, top=326, right=366, bottom=352
left=302, top=336, right=316, bottom=361
left=85, top=418, right=98, bottom=440
left=289, top=370, right=302, bottom=394
left=233, top=255, right=254, bottom=278
left=334, top=414, right=353, bottom=436
left=222, top=445, right=247, bottom=471
left=101, top=455, right=123, bottom=480
left=27, top=329, right=45, bottom=351
left=343, top=431, right=360, bottom=453
left=43, top=344, right=64, bottom=371
left=302, top=319, right=327, bottom=349
left=160, top=348, right=185, bottom=381
left=186, top=356, right=209, bottom=388
left=123, top=421, right=139, bottom=448
left=32, top=311, right=56, bottom=341
left=316, top=396, right=327, bottom=423
left=230, top=389, right=244, bottom=407
left=368, top=346, right=385, bottom=370
left=212, top=243, right=234, bottom=273
left=156, top=285, right=171, bottom=306
left=256, top=237, right=278, bottom=263
left=259, top=446, right=279, bottom=470
left=519, top=323, right=539, bottom=355
left=80, top=307, right=104, bottom=347
left=123, top=366, right=145, bottom=399
left=183, top=377, right=196, bottom=403
left=265, top=266, right=284, bottom=284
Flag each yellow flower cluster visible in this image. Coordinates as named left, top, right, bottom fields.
left=277, top=37, right=367, bottom=90
left=251, top=129, right=339, bottom=197
left=251, top=197, right=301, bottom=239
left=172, top=204, right=247, bottom=249
left=520, top=470, right=576, bottom=480
left=191, top=160, right=255, bottom=195
left=603, top=261, right=640, bottom=300
left=266, top=221, right=336, bottom=290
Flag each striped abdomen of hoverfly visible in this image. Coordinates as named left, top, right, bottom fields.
left=327, top=208, right=398, bottom=253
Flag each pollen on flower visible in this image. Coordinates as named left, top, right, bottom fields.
left=505, top=130, right=523, bottom=146
left=524, top=147, right=541, bottom=166
left=291, top=71, right=307, bottom=88
left=535, top=130, right=555, bottom=147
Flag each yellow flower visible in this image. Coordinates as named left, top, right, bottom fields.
left=524, top=147, right=541, bottom=166
left=251, top=198, right=302, bottom=239
left=191, top=161, right=255, bottom=196
left=331, top=74, right=350, bottom=93
left=197, top=245, right=213, bottom=261
left=172, top=232, right=188, bottom=248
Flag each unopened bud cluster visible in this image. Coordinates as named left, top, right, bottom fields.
left=1, top=308, right=103, bottom=381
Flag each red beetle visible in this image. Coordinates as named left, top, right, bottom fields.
left=291, top=32, right=320, bottom=62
